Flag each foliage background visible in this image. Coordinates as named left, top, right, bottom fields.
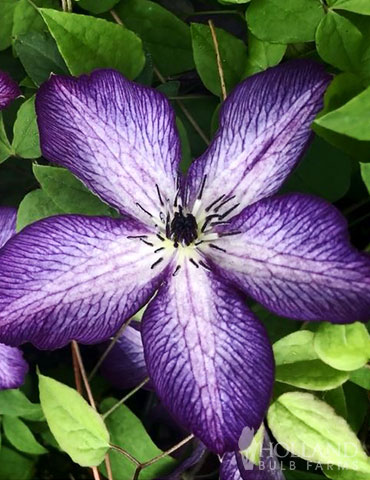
left=0, top=0, right=369, bottom=479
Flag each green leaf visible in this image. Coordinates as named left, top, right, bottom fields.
left=315, top=83, right=370, bottom=141
left=40, top=9, right=145, bottom=78
left=0, top=0, right=19, bottom=51
left=244, top=32, right=286, bottom=77
left=321, top=387, right=347, bottom=419
left=12, top=0, right=59, bottom=39
left=33, top=165, right=113, bottom=216
left=241, top=423, right=264, bottom=465
left=3, top=416, right=47, bottom=455
left=349, top=366, right=370, bottom=389
left=316, top=11, right=363, bottom=72
left=267, top=392, right=370, bottom=472
left=0, top=389, right=43, bottom=420
left=0, top=446, right=35, bottom=480
left=252, top=304, right=300, bottom=343
left=314, top=322, right=370, bottom=371
left=0, top=113, right=12, bottom=164
left=323, top=465, right=370, bottom=480
left=177, top=117, right=192, bottom=173
left=282, top=136, right=352, bottom=202
left=246, top=0, right=325, bottom=43
left=343, top=382, right=368, bottom=432
left=191, top=23, right=247, bottom=97
left=115, top=0, right=194, bottom=76
left=100, top=398, right=176, bottom=480
left=38, top=373, right=110, bottom=467
left=78, top=0, right=120, bottom=14
left=360, top=162, right=370, bottom=192
left=330, top=0, right=370, bottom=15
left=14, top=31, right=68, bottom=86
left=12, top=96, right=41, bottom=159
left=17, top=189, right=64, bottom=231
left=313, top=73, right=370, bottom=161
left=273, top=331, right=349, bottom=390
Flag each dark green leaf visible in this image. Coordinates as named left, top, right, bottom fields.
left=115, top=0, right=194, bottom=76
left=244, top=32, right=286, bottom=77
left=247, top=0, right=325, bottom=43
left=12, top=0, right=60, bottom=39
left=78, top=0, right=120, bottom=14
left=40, top=9, right=145, bottom=78
left=191, top=23, right=247, bottom=96
left=0, top=389, right=43, bottom=420
left=17, top=189, right=64, bottom=231
left=14, top=31, right=68, bottom=86
left=12, top=96, right=41, bottom=159
left=321, top=387, right=347, bottom=419
left=349, top=366, right=370, bottom=389
left=0, top=0, right=19, bottom=51
left=0, top=447, right=35, bottom=480
left=0, top=113, right=13, bottom=164
left=330, top=0, right=370, bottom=15
left=3, top=416, right=47, bottom=455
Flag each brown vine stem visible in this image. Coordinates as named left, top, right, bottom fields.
left=208, top=20, right=227, bottom=101
left=89, top=316, right=133, bottom=381
left=71, top=341, right=113, bottom=480
left=109, top=10, right=210, bottom=147
left=102, top=377, right=150, bottom=420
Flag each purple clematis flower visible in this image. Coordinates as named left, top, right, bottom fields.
left=0, top=208, right=28, bottom=390
left=0, top=60, right=369, bottom=453
left=0, top=70, right=21, bottom=109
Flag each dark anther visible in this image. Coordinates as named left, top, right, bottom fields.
left=190, top=258, right=199, bottom=268
left=136, top=202, right=153, bottom=218
left=156, top=234, right=165, bottom=242
left=209, top=243, right=227, bottom=253
left=154, top=247, right=165, bottom=253
left=156, top=184, right=164, bottom=206
left=151, top=257, right=164, bottom=269
left=170, top=206, right=198, bottom=246
left=127, top=235, right=148, bottom=239
left=218, top=231, right=241, bottom=237
left=173, top=265, right=181, bottom=276
left=198, top=175, right=207, bottom=200
left=199, top=260, right=212, bottom=271
left=205, top=194, right=225, bottom=212
left=219, top=203, right=240, bottom=220
left=201, top=214, right=219, bottom=233
left=214, top=195, right=236, bottom=213
left=140, top=239, right=154, bottom=247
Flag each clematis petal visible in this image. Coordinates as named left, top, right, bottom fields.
left=203, top=194, right=370, bottom=324
left=221, top=435, right=285, bottom=480
left=36, top=69, right=181, bottom=226
left=0, top=207, right=16, bottom=248
left=0, top=343, right=28, bottom=390
left=0, top=71, right=21, bottom=109
left=0, top=215, right=173, bottom=349
left=185, top=60, right=330, bottom=220
left=142, top=259, right=274, bottom=454
left=101, top=322, right=150, bottom=390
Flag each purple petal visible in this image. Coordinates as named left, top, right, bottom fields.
left=0, top=207, right=16, bottom=248
left=100, top=322, right=150, bottom=390
left=0, top=71, right=21, bottom=110
left=0, top=215, right=173, bottom=349
left=221, top=434, right=285, bottom=480
left=202, top=194, right=370, bottom=323
left=0, top=343, right=28, bottom=390
left=142, top=259, right=274, bottom=454
left=185, top=60, right=330, bottom=220
left=36, top=69, right=181, bottom=226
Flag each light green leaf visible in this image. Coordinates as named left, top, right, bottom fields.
left=267, top=392, right=370, bottom=472
left=78, top=0, right=120, bottom=14
left=349, top=366, right=370, bottom=389
left=12, top=0, right=59, bottom=39
left=38, top=373, right=110, bottom=467
left=314, top=323, right=370, bottom=371
left=115, top=0, right=194, bottom=76
left=360, top=162, right=370, bottom=192
left=191, top=23, right=247, bottom=97
left=14, top=31, right=68, bottom=86
left=12, top=96, right=41, bottom=159
left=241, top=423, right=264, bottom=466
left=0, top=113, right=13, bottom=164
left=247, top=0, right=325, bottom=43
left=0, top=390, right=43, bottom=420
left=0, top=0, right=19, bottom=51
left=3, top=416, right=47, bottom=455
left=17, top=189, right=64, bottom=231
left=323, top=465, right=370, bottom=480
left=244, top=32, right=286, bottom=77
left=0, top=446, right=35, bottom=480
left=316, top=11, right=363, bottom=72
left=220, top=0, right=250, bottom=4
left=315, top=84, right=370, bottom=141
left=282, top=136, right=351, bottom=202
left=40, top=9, right=145, bottom=79
left=330, top=0, right=370, bottom=15
left=100, top=398, right=176, bottom=480
left=273, top=331, right=349, bottom=390
left=33, top=165, right=113, bottom=216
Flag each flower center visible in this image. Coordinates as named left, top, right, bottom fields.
left=170, top=206, right=198, bottom=247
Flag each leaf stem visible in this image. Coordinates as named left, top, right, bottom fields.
left=110, top=444, right=141, bottom=466
left=102, top=377, right=150, bottom=420
left=208, top=20, right=227, bottom=101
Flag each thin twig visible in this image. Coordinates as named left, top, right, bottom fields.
left=110, top=444, right=141, bottom=466
left=110, top=9, right=124, bottom=25
left=141, top=434, right=194, bottom=468
left=102, top=377, right=150, bottom=420
left=89, top=317, right=133, bottom=381
left=208, top=20, right=227, bottom=101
